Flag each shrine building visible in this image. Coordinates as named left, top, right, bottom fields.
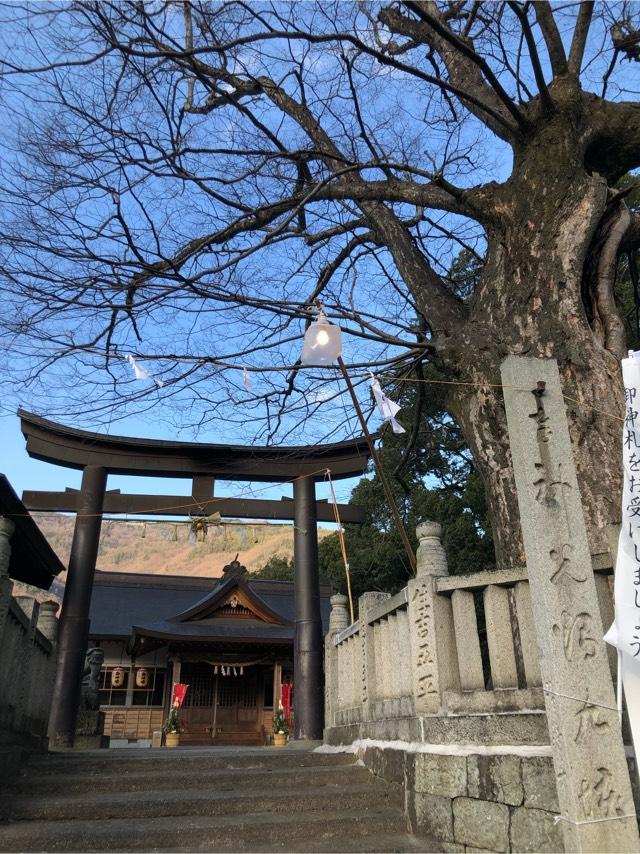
left=88, top=558, right=332, bottom=747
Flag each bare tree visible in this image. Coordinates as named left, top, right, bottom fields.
left=1, top=1, right=639, bottom=567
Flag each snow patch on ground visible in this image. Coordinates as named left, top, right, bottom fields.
left=315, top=738, right=553, bottom=758
left=314, top=742, right=357, bottom=754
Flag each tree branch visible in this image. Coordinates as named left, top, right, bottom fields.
left=532, top=1, right=568, bottom=77
left=507, top=2, right=554, bottom=114
left=395, top=2, right=527, bottom=133
left=377, top=8, right=521, bottom=141
left=568, top=1, right=595, bottom=76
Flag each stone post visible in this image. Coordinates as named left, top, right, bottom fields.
left=37, top=601, right=60, bottom=645
left=359, top=591, right=390, bottom=716
left=0, top=517, right=15, bottom=644
left=325, top=593, right=349, bottom=729
left=37, top=601, right=60, bottom=737
left=501, top=355, right=639, bottom=853
left=329, top=593, right=350, bottom=635
left=408, top=522, right=460, bottom=713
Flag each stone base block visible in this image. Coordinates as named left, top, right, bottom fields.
left=73, top=734, right=110, bottom=750
left=453, top=797, right=510, bottom=853
left=325, top=710, right=550, bottom=747
left=336, top=737, right=571, bottom=852
left=522, top=756, right=559, bottom=813
left=75, top=709, right=105, bottom=737
left=370, top=697, right=415, bottom=720
left=445, top=688, right=544, bottom=715
left=510, top=806, right=563, bottom=853
left=467, top=754, right=523, bottom=806
left=407, top=752, right=467, bottom=798
left=360, top=745, right=406, bottom=784
left=408, top=792, right=454, bottom=842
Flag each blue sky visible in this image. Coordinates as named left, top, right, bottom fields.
left=1, top=3, right=637, bottom=521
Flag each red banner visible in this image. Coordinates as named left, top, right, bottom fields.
left=281, top=683, right=292, bottom=718
left=172, top=683, right=189, bottom=707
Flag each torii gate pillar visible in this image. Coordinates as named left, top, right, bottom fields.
left=48, top=465, right=107, bottom=748
left=293, top=475, right=324, bottom=739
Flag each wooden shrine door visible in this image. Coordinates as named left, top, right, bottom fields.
left=180, top=662, right=263, bottom=745
left=214, top=669, right=261, bottom=744
left=180, top=663, right=216, bottom=743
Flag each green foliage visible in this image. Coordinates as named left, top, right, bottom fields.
left=163, top=707, right=183, bottom=734
left=446, top=248, right=483, bottom=300
left=253, top=554, right=295, bottom=580
left=272, top=707, right=289, bottom=734
left=254, top=552, right=337, bottom=587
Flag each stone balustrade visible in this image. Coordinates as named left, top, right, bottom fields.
left=324, top=521, right=626, bottom=854
left=0, top=517, right=59, bottom=760
left=325, top=521, right=616, bottom=740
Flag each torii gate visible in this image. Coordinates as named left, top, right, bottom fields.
left=18, top=409, right=370, bottom=748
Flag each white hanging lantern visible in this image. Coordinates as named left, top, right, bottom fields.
left=111, top=667, right=126, bottom=688
left=300, top=310, right=342, bottom=366
left=135, top=668, right=150, bottom=688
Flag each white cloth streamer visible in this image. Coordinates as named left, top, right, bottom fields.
left=125, top=354, right=164, bottom=388
left=370, top=373, right=406, bottom=434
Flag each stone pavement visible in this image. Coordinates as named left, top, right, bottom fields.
left=0, top=744, right=430, bottom=853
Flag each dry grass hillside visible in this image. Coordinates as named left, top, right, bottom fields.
left=31, top=513, right=331, bottom=585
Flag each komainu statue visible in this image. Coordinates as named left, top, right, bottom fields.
left=80, top=647, right=104, bottom=711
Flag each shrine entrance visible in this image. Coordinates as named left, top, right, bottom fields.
left=180, top=662, right=279, bottom=746
left=17, top=408, right=369, bottom=748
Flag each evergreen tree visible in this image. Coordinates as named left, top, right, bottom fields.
left=319, top=361, right=494, bottom=600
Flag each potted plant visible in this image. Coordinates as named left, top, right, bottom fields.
left=272, top=705, right=289, bottom=747
left=164, top=706, right=183, bottom=748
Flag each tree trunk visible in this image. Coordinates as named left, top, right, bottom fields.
left=438, top=133, right=625, bottom=568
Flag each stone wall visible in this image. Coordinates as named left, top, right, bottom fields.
left=0, top=517, right=59, bottom=775
left=359, top=743, right=563, bottom=853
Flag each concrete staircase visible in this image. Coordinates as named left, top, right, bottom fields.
left=0, top=746, right=429, bottom=852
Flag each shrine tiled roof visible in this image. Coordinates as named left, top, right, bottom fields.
left=0, top=474, right=66, bottom=589
left=88, top=570, right=332, bottom=641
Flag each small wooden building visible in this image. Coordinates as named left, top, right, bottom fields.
left=88, top=559, right=332, bottom=746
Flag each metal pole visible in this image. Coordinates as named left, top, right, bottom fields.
left=48, top=464, right=107, bottom=748
left=293, top=474, right=324, bottom=740
left=337, top=356, right=417, bottom=574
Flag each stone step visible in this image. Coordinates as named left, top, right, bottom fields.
left=8, top=761, right=373, bottom=797
left=237, top=832, right=432, bottom=853
left=3, top=780, right=401, bottom=823
left=23, top=746, right=354, bottom=775
left=152, top=832, right=431, bottom=853
left=0, top=807, right=409, bottom=853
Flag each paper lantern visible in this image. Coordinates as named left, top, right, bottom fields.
left=135, top=668, right=150, bottom=688
left=111, top=666, right=126, bottom=688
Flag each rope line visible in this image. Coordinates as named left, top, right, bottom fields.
left=379, top=375, right=626, bottom=424
left=325, top=468, right=355, bottom=623
left=554, top=813, right=637, bottom=826
left=542, top=687, right=619, bottom=713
